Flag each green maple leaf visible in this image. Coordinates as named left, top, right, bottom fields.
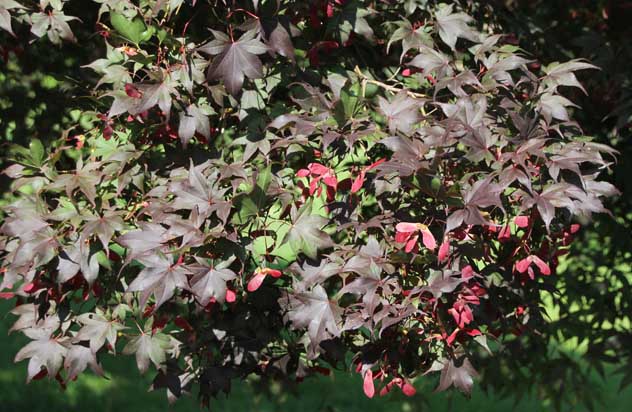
left=283, top=202, right=332, bottom=259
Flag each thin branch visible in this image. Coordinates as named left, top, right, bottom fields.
left=354, top=66, right=427, bottom=99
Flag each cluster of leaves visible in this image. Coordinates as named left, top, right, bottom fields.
left=0, top=0, right=621, bottom=407
left=432, top=1, right=632, bottom=408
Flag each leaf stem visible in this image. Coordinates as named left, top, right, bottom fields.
left=227, top=8, right=259, bottom=20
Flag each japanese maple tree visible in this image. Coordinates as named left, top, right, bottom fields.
left=0, top=0, right=620, bottom=408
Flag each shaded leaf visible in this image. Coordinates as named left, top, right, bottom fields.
left=64, top=344, right=104, bottom=381
left=0, top=0, right=25, bottom=36
left=199, top=29, right=268, bottom=95
left=188, top=257, right=237, bottom=305
left=15, top=337, right=68, bottom=382
left=75, top=312, right=127, bottom=353
left=283, top=285, right=342, bottom=354
left=122, top=332, right=172, bottom=374
left=435, top=357, right=479, bottom=395
left=434, top=4, right=480, bottom=50
left=127, top=253, right=191, bottom=309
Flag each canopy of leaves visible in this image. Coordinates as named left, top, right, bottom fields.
left=0, top=0, right=627, bottom=410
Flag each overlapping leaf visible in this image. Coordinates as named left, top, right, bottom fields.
left=199, top=30, right=268, bottom=95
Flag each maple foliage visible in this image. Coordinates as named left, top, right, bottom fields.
left=0, top=0, right=623, bottom=409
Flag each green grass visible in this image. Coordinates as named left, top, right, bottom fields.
left=1, top=299, right=631, bottom=412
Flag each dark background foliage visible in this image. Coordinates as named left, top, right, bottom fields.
left=470, top=1, right=632, bottom=408
left=1, top=0, right=631, bottom=410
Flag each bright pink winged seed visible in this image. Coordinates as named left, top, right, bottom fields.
left=363, top=370, right=375, bottom=398
left=351, top=173, right=365, bottom=193
left=531, top=256, right=551, bottom=275
left=308, top=163, right=330, bottom=175
left=247, top=272, right=267, bottom=292
left=514, top=215, right=530, bottom=228
left=266, top=269, right=282, bottom=278
left=396, top=222, right=420, bottom=232
left=405, top=235, right=418, bottom=253
left=322, top=175, right=338, bottom=188
left=421, top=229, right=436, bottom=250
left=225, top=289, right=236, bottom=303
left=401, top=382, right=416, bottom=397
left=461, top=265, right=475, bottom=280
left=438, top=239, right=450, bottom=262
left=516, top=258, right=531, bottom=273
